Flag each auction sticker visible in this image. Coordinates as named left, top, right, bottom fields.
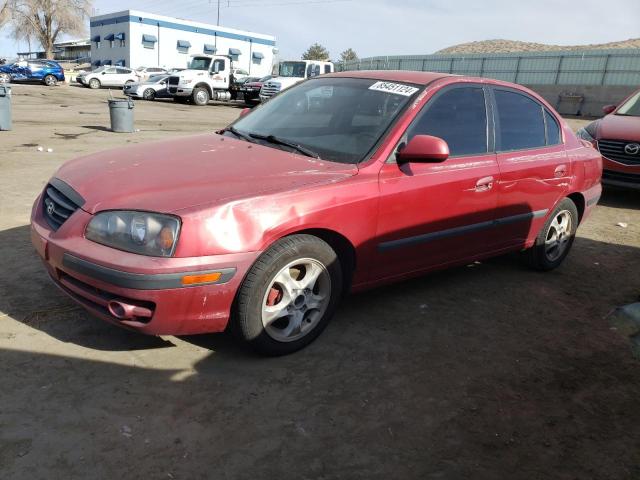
left=368, top=81, right=419, bottom=96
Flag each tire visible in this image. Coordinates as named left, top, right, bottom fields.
left=523, top=198, right=579, bottom=271
left=192, top=86, right=210, bottom=106
left=142, top=88, right=156, bottom=100
left=88, top=78, right=101, bottom=89
left=233, top=234, right=343, bottom=356
left=43, top=74, right=57, bottom=86
left=0, top=73, right=10, bottom=83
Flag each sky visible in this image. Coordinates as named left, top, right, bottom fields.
left=1, top=0, right=639, bottom=59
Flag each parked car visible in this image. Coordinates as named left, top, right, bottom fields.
left=238, top=75, right=272, bottom=105
left=232, top=67, right=250, bottom=82
left=31, top=71, right=602, bottom=355
left=77, top=66, right=139, bottom=89
left=577, top=89, right=640, bottom=189
left=135, top=66, right=168, bottom=81
left=123, top=74, right=171, bottom=100
left=0, top=59, right=65, bottom=86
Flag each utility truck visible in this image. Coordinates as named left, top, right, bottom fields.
left=259, top=60, right=334, bottom=102
left=168, top=54, right=244, bottom=106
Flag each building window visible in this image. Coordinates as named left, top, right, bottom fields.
left=228, top=48, right=241, bottom=62
left=104, top=33, right=115, bottom=48
left=252, top=51, right=264, bottom=64
left=115, top=32, right=126, bottom=48
left=142, top=34, right=157, bottom=49
left=177, top=40, right=191, bottom=54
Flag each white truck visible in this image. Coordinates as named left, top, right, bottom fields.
left=167, top=54, right=242, bottom=106
left=259, top=60, right=334, bottom=102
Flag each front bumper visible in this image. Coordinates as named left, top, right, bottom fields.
left=602, top=157, right=640, bottom=189
left=30, top=193, right=259, bottom=335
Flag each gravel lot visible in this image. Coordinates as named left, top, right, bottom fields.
left=1, top=83, right=640, bottom=480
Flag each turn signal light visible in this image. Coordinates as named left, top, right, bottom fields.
left=181, top=272, right=222, bottom=286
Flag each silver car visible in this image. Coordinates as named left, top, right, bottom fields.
left=123, top=75, right=170, bottom=100
left=77, top=66, right=140, bottom=89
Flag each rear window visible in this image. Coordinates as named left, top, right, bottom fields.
left=494, top=89, right=546, bottom=151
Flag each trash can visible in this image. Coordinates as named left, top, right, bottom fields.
left=0, top=85, right=11, bottom=131
left=108, top=98, right=134, bottom=133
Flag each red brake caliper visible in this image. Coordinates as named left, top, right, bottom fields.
left=266, top=286, right=282, bottom=306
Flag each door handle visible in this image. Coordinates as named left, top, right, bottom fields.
left=475, top=176, right=494, bottom=192
left=554, top=164, right=568, bottom=177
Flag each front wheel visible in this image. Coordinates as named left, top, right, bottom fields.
left=0, top=73, right=10, bottom=83
left=192, top=87, right=210, bottom=106
left=43, top=74, right=57, bottom=86
left=523, top=198, right=578, bottom=271
left=233, top=234, right=343, bottom=356
left=88, top=78, right=101, bottom=89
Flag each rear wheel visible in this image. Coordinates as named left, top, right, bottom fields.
left=43, top=74, right=57, bottom=86
left=233, top=234, right=343, bottom=356
left=0, top=73, right=10, bottom=83
left=192, top=86, right=210, bottom=106
left=523, top=198, right=578, bottom=271
left=142, top=88, right=156, bottom=100
left=88, top=78, right=101, bottom=89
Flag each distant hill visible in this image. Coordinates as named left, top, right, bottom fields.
left=435, top=38, right=640, bottom=55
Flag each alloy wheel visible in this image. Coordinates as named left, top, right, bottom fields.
left=261, top=258, right=331, bottom=343
left=544, top=210, right=572, bottom=262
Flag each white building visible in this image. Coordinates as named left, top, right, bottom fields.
left=89, top=10, right=276, bottom=76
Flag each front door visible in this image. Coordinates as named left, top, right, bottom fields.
left=210, top=58, right=229, bottom=90
left=373, top=84, right=501, bottom=281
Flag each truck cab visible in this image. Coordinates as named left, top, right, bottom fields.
left=259, top=60, right=334, bottom=102
left=167, top=54, right=234, bottom=105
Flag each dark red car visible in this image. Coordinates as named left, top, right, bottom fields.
left=31, top=71, right=602, bottom=355
left=577, top=88, right=640, bottom=189
left=239, top=75, right=272, bottom=105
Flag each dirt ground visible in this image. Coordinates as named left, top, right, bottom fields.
left=1, top=83, right=640, bottom=480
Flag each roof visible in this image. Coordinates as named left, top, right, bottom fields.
left=326, top=70, right=452, bottom=85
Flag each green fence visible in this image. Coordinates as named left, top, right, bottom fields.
left=337, top=49, right=640, bottom=86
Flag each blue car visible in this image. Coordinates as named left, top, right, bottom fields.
left=0, top=59, right=65, bottom=86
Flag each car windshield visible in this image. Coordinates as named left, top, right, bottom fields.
left=230, top=77, right=420, bottom=164
left=617, top=91, right=640, bottom=116
left=148, top=75, right=167, bottom=83
left=278, top=61, right=307, bottom=78
left=93, top=66, right=106, bottom=73
left=188, top=57, right=211, bottom=71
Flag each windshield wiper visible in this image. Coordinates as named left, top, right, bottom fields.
left=219, top=126, right=254, bottom=143
left=248, top=133, right=320, bottom=159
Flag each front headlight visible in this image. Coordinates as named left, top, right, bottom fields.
left=86, top=211, right=181, bottom=257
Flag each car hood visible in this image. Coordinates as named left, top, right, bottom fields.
left=596, top=114, right=640, bottom=141
left=54, top=133, right=357, bottom=215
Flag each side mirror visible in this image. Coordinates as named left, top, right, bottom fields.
left=101, top=71, right=106, bottom=75
left=239, top=107, right=251, bottom=118
left=602, top=104, right=616, bottom=115
left=397, top=135, right=449, bottom=163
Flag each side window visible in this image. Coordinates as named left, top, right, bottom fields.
left=544, top=109, right=561, bottom=145
left=212, top=59, right=225, bottom=72
left=116, top=68, right=129, bottom=74
left=494, top=89, right=546, bottom=151
left=306, top=64, right=314, bottom=77
left=407, top=86, right=488, bottom=157
left=105, top=68, right=116, bottom=74
left=324, top=65, right=332, bottom=74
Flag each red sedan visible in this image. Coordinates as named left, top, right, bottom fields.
left=577, top=88, right=640, bottom=189
left=31, top=71, right=602, bottom=355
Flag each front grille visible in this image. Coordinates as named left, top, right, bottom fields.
left=602, top=169, right=640, bottom=184
left=260, top=82, right=280, bottom=98
left=598, top=139, right=640, bottom=166
left=43, top=183, right=80, bottom=230
left=168, top=76, right=179, bottom=86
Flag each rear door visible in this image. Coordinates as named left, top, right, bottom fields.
left=373, top=84, right=501, bottom=280
left=491, top=87, right=569, bottom=248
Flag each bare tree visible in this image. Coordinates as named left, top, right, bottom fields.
left=7, top=0, right=91, bottom=59
left=0, top=1, right=10, bottom=27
